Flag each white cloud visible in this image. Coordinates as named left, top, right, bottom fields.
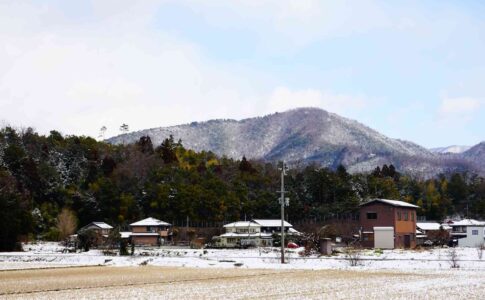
left=439, top=97, right=483, bottom=115
left=267, top=87, right=368, bottom=115
left=0, top=1, right=382, bottom=140
left=436, top=97, right=484, bottom=128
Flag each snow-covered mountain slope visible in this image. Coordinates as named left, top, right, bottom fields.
left=430, top=145, right=471, bottom=154
left=107, top=107, right=476, bottom=176
left=461, top=142, right=485, bottom=171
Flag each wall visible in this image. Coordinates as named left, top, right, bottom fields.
left=458, top=226, right=485, bottom=247
left=132, top=236, right=158, bottom=246
left=360, top=203, right=417, bottom=248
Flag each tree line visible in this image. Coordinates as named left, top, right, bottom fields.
left=1, top=127, right=484, bottom=251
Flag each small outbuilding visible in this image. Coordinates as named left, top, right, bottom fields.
left=77, top=222, right=113, bottom=237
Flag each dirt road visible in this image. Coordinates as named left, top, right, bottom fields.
left=0, top=266, right=483, bottom=299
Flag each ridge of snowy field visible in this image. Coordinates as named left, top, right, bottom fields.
left=1, top=242, right=485, bottom=272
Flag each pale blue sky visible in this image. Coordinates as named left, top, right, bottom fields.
left=0, top=0, right=484, bottom=147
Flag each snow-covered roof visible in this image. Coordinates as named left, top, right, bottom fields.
left=130, top=232, right=160, bottom=236
left=223, top=221, right=260, bottom=228
left=252, top=219, right=293, bottom=227
left=220, top=232, right=272, bottom=238
left=78, top=222, right=113, bottom=232
left=91, top=222, right=113, bottom=229
left=417, top=222, right=441, bottom=231
left=130, top=217, right=171, bottom=227
left=120, top=231, right=131, bottom=238
left=448, top=219, right=485, bottom=226
left=360, top=199, right=419, bottom=208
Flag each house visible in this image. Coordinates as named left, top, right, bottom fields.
left=416, top=222, right=451, bottom=245
left=77, top=222, right=113, bottom=237
left=447, top=219, right=485, bottom=247
left=359, top=199, right=419, bottom=249
left=216, top=219, right=300, bottom=248
left=252, top=219, right=298, bottom=235
left=130, top=217, right=172, bottom=246
left=218, top=221, right=272, bottom=248
left=458, top=225, right=485, bottom=247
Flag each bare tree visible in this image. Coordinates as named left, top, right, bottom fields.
left=98, top=126, right=107, bottom=140
left=477, top=243, right=485, bottom=260
left=57, top=208, right=77, bottom=241
left=447, top=248, right=460, bottom=268
left=120, top=123, right=129, bottom=145
left=343, top=246, right=362, bottom=267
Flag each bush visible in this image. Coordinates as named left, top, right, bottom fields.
left=77, top=229, right=100, bottom=252
left=343, top=247, right=362, bottom=267
left=44, top=227, right=60, bottom=241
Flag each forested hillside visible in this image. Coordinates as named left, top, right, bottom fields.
left=107, top=108, right=477, bottom=177
left=1, top=127, right=485, bottom=251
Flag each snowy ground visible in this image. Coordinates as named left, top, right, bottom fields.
left=0, top=242, right=484, bottom=271
left=0, top=266, right=483, bottom=299
left=1, top=243, right=484, bottom=299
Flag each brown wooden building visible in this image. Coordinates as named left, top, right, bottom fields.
left=359, top=199, right=419, bottom=249
left=77, top=222, right=113, bottom=237
left=130, top=217, right=172, bottom=246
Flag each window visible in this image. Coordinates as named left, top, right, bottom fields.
left=411, top=212, right=415, bottom=221
left=404, top=212, right=408, bottom=221
left=397, top=211, right=401, bottom=221
left=472, top=229, right=479, bottom=236
left=367, top=212, right=377, bottom=220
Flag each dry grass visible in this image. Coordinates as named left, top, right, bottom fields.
left=0, top=266, right=483, bottom=299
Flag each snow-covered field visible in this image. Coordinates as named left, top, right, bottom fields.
left=1, top=243, right=484, bottom=299
left=1, top=242, right=485, bottom=271
left=0, top=266, right=483, bottom=299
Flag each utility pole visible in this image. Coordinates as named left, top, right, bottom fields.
left=279, top=162, right=289, bottom=264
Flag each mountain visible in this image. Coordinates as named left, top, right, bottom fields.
left=107, top=107, right=475, bottom=177
left=461, top=142, right=485, bottom=171
left=430, top=145, right=471, bottom=154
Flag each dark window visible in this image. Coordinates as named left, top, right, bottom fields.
left=411, top=212, right=415, bottom=221
left=397, top=211, right=401, bottom=221
left=367, top=212, right=377, bottom=220
left=472, top=230, right=479, bottom=236
left=404, top=212, right=409, bottom=221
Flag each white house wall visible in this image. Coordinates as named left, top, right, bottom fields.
left=458, top=226, right=485, bottom=247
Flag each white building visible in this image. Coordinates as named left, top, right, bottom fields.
left=447, top=219, right=485, bottom=247
left=458, top=225, right=485, bottom=247
left=216, top=219, right=300, bottom=248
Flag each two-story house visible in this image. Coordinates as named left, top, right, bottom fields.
left=217, top=219, right=299, bottom=248
left=359, top=199, right=419, bottom=249
left=130, top=217, right=172, bottom=246
left=447, top=219, right=485, bottom=247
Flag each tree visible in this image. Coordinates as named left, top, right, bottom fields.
left=57, top=208, right=77, bottom=241
left=157, top=135, right=178, bottom=164
left=136, top=136, right=154, bottom=154
left=0, top=169, right=31, bottom=251
left=239, top=156, right=255, bottom=173
left=98, top=126, right=107, bottom=140
left=77, top=229, right=100, bottom=252
left=119, top=124, right=129, bottom=145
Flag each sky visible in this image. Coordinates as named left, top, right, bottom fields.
left=0, top=0, right=484, bottom=148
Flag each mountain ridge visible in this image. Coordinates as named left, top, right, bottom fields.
left=107, top=107, right=479, bottom=177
